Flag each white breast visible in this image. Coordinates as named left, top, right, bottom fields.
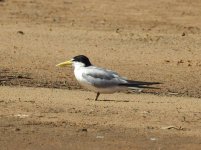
left=74, top=67, right=97, bottom=91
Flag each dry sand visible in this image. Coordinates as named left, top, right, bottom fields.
left=1, top=86, right=201, bottom=150
left=0, top=0, right=201, bottom=149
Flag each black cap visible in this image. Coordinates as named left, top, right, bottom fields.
left=73, top=55, right=92, bottom=67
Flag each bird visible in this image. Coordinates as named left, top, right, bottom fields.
left=56, top=55, right=161, bottom=101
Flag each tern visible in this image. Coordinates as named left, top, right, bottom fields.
left=56, top=55, right=160, bottom=101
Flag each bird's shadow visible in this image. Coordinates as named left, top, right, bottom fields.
left=86, top=98, right=130, bottom=102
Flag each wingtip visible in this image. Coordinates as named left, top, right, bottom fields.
left=153, top=82, right=163, bottom=85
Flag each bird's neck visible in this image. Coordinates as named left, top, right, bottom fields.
left=73, top=64, right=86, bottom=72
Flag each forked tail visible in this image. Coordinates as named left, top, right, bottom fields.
left=119, top=80, right=161, bottom=89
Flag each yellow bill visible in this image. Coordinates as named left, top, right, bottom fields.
left=56, top=60, right=73, bottom=67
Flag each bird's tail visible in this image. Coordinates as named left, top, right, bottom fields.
left=119, top=80, right=161, bottom=89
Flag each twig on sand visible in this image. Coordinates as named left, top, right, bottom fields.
left=161, top=126, right=184, bottom=130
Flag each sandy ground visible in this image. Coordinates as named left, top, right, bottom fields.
left=1, top=0, right=201, bottom=149
left=1, top=86, right=201, bottom=150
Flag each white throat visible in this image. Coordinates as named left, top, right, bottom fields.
left=72, top=62, right=86, bottom=70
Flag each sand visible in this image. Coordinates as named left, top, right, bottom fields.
left=1, top=86, right=201, bottom=150
left=0, top=0, right=201, bottom=149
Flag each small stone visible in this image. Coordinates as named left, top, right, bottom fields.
left=177, top=60, right=184, bottom=64
left=150, top=137, right=157, bottom=141
left=96, top=135, right=104, bottom=139
left=77, top=128, right=87, bottom=132
left=15, top=128, right=20, bottom=131
left=182, top=32, right=186, bottom=36
left=17, top=31, right=24, bottom=35
left=116, top=28, right=120, bottom=33
left=81, top=128, right=87, bottom=132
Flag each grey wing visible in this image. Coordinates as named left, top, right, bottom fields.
left=82, top=67, right=125, bottom=88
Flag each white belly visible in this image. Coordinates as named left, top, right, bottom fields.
left=74, top=68, right=126, bottom=94
left=79, top=82, right=124, bottom=94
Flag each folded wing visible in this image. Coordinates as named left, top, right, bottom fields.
left=82, top=67, right=125, bottom=88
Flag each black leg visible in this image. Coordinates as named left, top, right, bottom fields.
left=95, top=92, right=100, bottom=101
